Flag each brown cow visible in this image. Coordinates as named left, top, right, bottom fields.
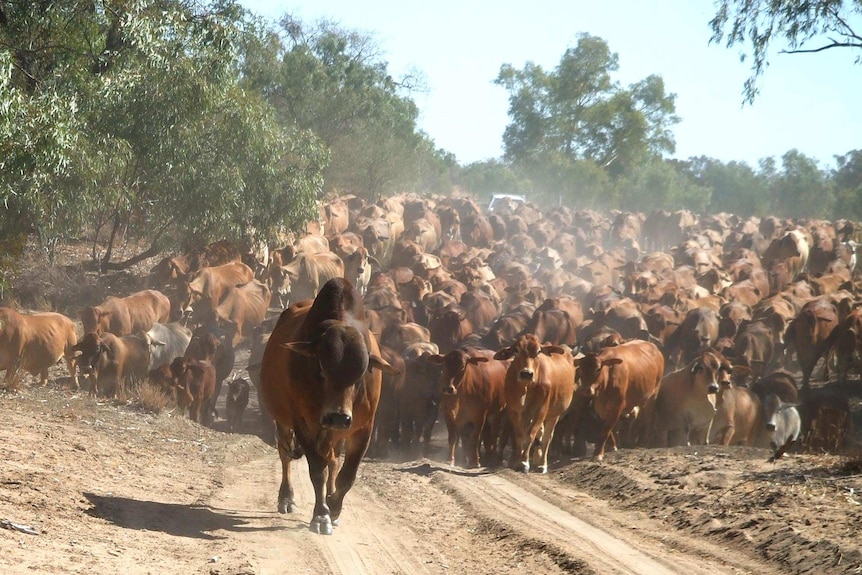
left=652, top=351, right=729, bottom=447
left=225, top=377, right=250, bottom=433
left=663, top=306, right=719, bottom=370
left=82, top=289, right=171, bottom=336
left=246, top=323, right=275, bottom=443
left=370, top=344, right=406, bottom=459
left=148, top=239, right=242, bottom=287
left=184, top=325, right=235, bottom=422
left=428, top=303, right=474, bottom=355
left=170, top=356, right=217, bottom=425
left=494, top=335, right=575, bottom=473
left=179, top=262, right=255, bottom=318
left=784, top=297, right=839, bottom=389
left=400, top=341, right=442, bottom=457
left=574, top=340, right=664, bottom=461
left=426, top=347, right=509, bottom=468
left=821, top=307, right=862, bottom=383
left=192, top=280, right=271, bottom=347
left=259, top=278, right=398, bottom=534
left=0, top=308, right=78, bottom=389
left=71, top=332, right=149, bottom=398
left=269, top=251, right=344, bottom=309
left=730, top=320, right=776, bottom=381
left=709, top=378, right=765, bottom=446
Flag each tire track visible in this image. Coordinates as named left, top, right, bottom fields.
left=438, top=469, right=775, bottom=575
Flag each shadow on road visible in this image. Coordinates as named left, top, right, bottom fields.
left=83, top=492, right=287, bottom=540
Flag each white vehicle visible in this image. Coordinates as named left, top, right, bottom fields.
left=488, top=193, right=527, bottom=211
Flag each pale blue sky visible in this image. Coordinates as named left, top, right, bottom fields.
left=240, top=0, right=862, bottom=169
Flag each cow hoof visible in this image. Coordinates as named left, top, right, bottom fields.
left=309, top=515, right=333, bottom=535
left=537, top=465, right=548, bottom=474
left=518, top=462, right=530, bottom=473
left=277, top=499, right=295, bottom=514
left=331, top=518, right=340, bottom=527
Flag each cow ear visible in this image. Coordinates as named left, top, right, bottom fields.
left=151, top=339, right=166, bottom=347
left=369, top=354, right=400, bottom=375
left=101, top=344, right=116, bottom=361
left=493, top=347, right=514, bottom=361
left=602, top=357, right=624, bottom=367
left=281, top=341, right=315, bottom=357
left=541, top=345, right=565, bottom=356
left=367, top=256, right=380, bottom=268
left=467, top=356, right=490, bottom=364
left=425, top=354, right=445, bottom=365
left=98, top=310, right=112, bottom=318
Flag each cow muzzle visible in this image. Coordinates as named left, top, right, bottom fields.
left=321, top=411, right=352, bottom=430
left=765, top=422, right=777, bottom=432
left=708, top=383, right=719, bottom=394
left=518, top=369, right=534, bottom=381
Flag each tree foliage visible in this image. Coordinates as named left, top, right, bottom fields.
left=241, top=15, right=443, bottom=200
left=710, top=0, right=862, bottom=102
left=495, top=34, right=679, bottom=179
left=1, top=1, right=446, bottom=269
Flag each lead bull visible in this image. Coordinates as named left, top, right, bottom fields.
left=259, top=278, right=398, bottom=535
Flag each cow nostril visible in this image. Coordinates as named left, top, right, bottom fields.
left=519, top=369, right=534, bottom=380
left=322, top=412, right=352, bottom=430
left=708, top=384, right=719, bottom=393
left=765, top=423, right=776, bottom=431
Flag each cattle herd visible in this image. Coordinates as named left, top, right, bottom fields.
left=1, top=193, right=861, bottom=534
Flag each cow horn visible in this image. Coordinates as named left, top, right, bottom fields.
left=281, top=341, right=314, bottom=357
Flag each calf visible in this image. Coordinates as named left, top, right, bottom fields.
left=709, top=379, right=764, bottom=446
left=652, top=351, right=729, bottom=447
left=495, top=335, right=575, bottom=472
left=426, top=348, right=508, bottom=468
left=71, top=332, right=149, bottom=398
left=761, top=393, right=800, bottom=461
left=225, top=377, right=250, bottom=433
left=170, top=356, right=216, bottom=425
left=184, top=325, right=235, bottom=421
left=574, top=339, right=664, bottom=461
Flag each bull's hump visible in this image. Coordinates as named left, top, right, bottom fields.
left=306, top=278, right=365, bottom=326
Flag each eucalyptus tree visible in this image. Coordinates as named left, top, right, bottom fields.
left=710, top=0, right=862, bottom=102
left=495, top=33, right=679, bottom=186
left=241, top=15, right=440, bottom=200
left=1, top=1, right=325, bottom=268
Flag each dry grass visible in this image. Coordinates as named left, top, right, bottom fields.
left=132, top=381, right=174, bottom=414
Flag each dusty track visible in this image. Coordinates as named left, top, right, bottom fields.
left=2, top=385, right=861, bottom=575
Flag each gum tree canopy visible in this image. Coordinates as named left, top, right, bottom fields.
left=710, top=0, right=862, bottom=102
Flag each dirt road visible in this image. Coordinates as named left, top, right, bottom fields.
left=2, top=386, right=860, bottom=575
left=200, top=455, right=778, bottom=575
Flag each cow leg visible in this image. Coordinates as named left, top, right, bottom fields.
left=481, top=413, right=503, bottom=467
left=464, top=419, right=482, bottom=469
left=4, top=360, right=20, bottom=389
left=535, top=417, right=560, bottom=474
left=507, top=409, right=529, bottom=472
left=524, top=418, right=546, bottom=471
left=444, top=414, right=458, bottom=466
left=305, top=446, right=333, bottom=535
left=769, top=436, right=796, bottom=462
left=65, top=354, right=79, bottom=390
left=594, top=406, right=624, bottom=462
left=275, top=424, right=298, bottom=514
left=327, top=426, right=372, bottom=526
